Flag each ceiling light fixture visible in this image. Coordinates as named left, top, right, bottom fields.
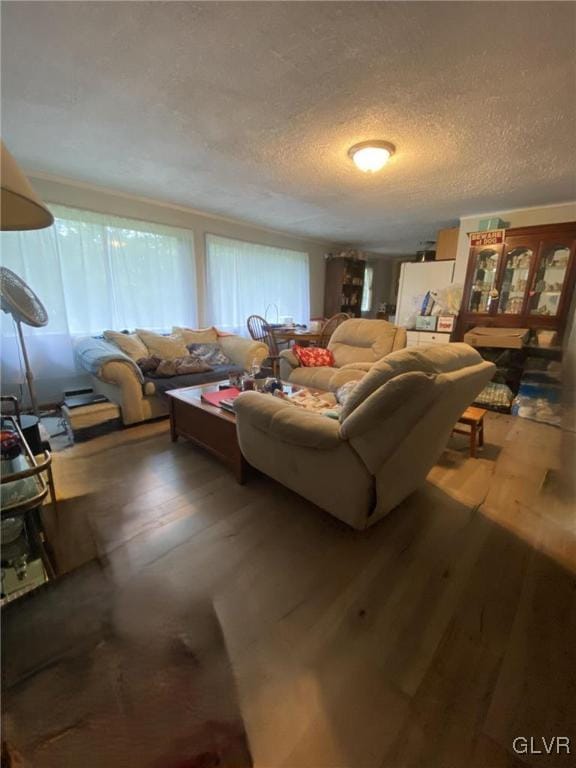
left=348, top=140, right=395, bottom=173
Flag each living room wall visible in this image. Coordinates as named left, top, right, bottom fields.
left=28, top=174, right=334, bottom=321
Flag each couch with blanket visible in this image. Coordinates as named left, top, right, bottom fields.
left=236, top=344, right=495, bottom=530
left=75, top=326, right=268, bottom=425
left=279, top=318, right=407, bottom=390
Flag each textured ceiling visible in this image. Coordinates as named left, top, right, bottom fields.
left=2, top=1, right=575, bottom=253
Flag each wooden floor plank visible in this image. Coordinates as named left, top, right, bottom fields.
left=32, top=412, right=576, bottom=767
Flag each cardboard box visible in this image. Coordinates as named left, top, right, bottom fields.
left=478, top=217, right=505, bottom=231
left=62, top=401, right=121, bottom=441
left=534, top=329, right=558, bottom=348
left=435, top=227, right=459, bottom=261
left=464, top=326, right=529, bottom=349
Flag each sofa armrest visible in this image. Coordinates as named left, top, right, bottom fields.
left=235, top=391, right=342, bottom=449
left=339, top=361, right=374, bottom=372
left=219, top=335, right=268, bottom=369
left=93, top=360, right=150, bottom=425
left=74, top=336, right=143, bottom=383
left=279, top=349, right=299, bottom=380
left=393, top=327, right=407, bottom=351
left=97, top=359, right=143, bottom=388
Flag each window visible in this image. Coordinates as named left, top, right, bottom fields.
left=1, top=205, right=197, bottom=387
left=361, top=264, right=374, bottom=312
left=205, top=234, right=310, bottom=333
left=1, top=205, right=197, bottom=335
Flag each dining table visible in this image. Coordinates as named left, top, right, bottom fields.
left=267, top=326, right=323, bottom=346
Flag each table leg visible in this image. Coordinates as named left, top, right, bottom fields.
left=470, top=423, right=477, bottom=458
left=234, top=454, right=247, bottom=485
left=479, top=419, right=485, bottom=448
left=169, top=399, right=178, bottom=442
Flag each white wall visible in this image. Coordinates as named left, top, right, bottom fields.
left=454, top=201, right=576, bottom=284
left=4, top=174, right=334, bottom=406
left=29, top=174, right=333, bottom=320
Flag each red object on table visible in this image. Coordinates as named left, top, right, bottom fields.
left=200, top=388, right=241, bottom=407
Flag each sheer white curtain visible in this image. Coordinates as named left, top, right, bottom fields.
left=0, top=205, right=197, bottom=393
left=205, top=234, right=310, bottom=334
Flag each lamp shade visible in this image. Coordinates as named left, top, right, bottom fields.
left=1, top=141, right=53, bottom=230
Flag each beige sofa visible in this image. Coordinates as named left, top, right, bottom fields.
left=235, top=344, right=495, bottom=530
left=279, top=318, right=407, bottom=390
left=75, top=330, right=268, bottom=425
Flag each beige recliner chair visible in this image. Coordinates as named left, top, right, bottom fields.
left=235, top=344, right=495, bottom=530
left=279, top=318, right=407, bottom=390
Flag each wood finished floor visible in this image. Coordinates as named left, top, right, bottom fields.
left=42, top=413, right=576, bottom=768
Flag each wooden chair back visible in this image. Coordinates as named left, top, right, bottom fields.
left=318, top=313, right=350, bottom=348
left=247, top=314, right=279, bottom=357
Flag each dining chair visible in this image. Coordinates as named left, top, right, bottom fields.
left=247, top=314, right=281, bottom=376
left=318, top=312, right=350, bottom=348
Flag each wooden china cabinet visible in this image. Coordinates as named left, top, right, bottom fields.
left=459, top=222, right=576, bottom=341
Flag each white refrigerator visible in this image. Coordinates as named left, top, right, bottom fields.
left=395, top=261, right=455, bottom=328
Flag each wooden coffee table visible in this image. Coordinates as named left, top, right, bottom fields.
left=167, top=382, right=248, bottom=484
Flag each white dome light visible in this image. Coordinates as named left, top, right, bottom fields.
left=348, top=141, right=396, bottom=173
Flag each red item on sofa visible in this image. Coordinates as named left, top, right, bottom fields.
left=292, top=345, right=335, bottom=367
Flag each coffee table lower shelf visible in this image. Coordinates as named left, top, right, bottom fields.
left=168, top=387, right=248, bottom=484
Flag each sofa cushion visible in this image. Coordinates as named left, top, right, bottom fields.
left=136, top=329, right=189, bottom=360
left=289, top=366, right=337, bottom=390
left=289, top=365, right=366, bottom=391
left=173, top=326, right=219, bottom=345
left=328, top=319, right=403, bottom=368
left=340, top=342, right=483, bottom=420
left=292, top=345, right=335, bottom=368
left=103, top=331, right=148, bottom=361
left=144, top=364, right=244, bottom=397
left=136, top=355, right=162, bottom=373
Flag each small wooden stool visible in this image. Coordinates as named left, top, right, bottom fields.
left=453, top=406, right=486, bottom=458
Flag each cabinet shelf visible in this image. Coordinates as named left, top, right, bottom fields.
left=460, top=223, right=576, bottom=340
left=325, top=257, right=366, bottom=319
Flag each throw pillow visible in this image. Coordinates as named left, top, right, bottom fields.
left=103, top=331, right=149, bottom=361
left=187, top=343, right=232, bottom=366
left=173, top=326, right=219, bottom=345
left=136, top=356, right=162, bottom=374
left=136, top=329, right=189, bottom=360
left=292, top=345, right=335, bottom=368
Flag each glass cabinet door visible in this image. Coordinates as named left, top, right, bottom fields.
left=498, top=243, right=535, bottom=315
left=529, top=243, right=572, bottom=317
left=467, top=247, right=501, bottom=313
